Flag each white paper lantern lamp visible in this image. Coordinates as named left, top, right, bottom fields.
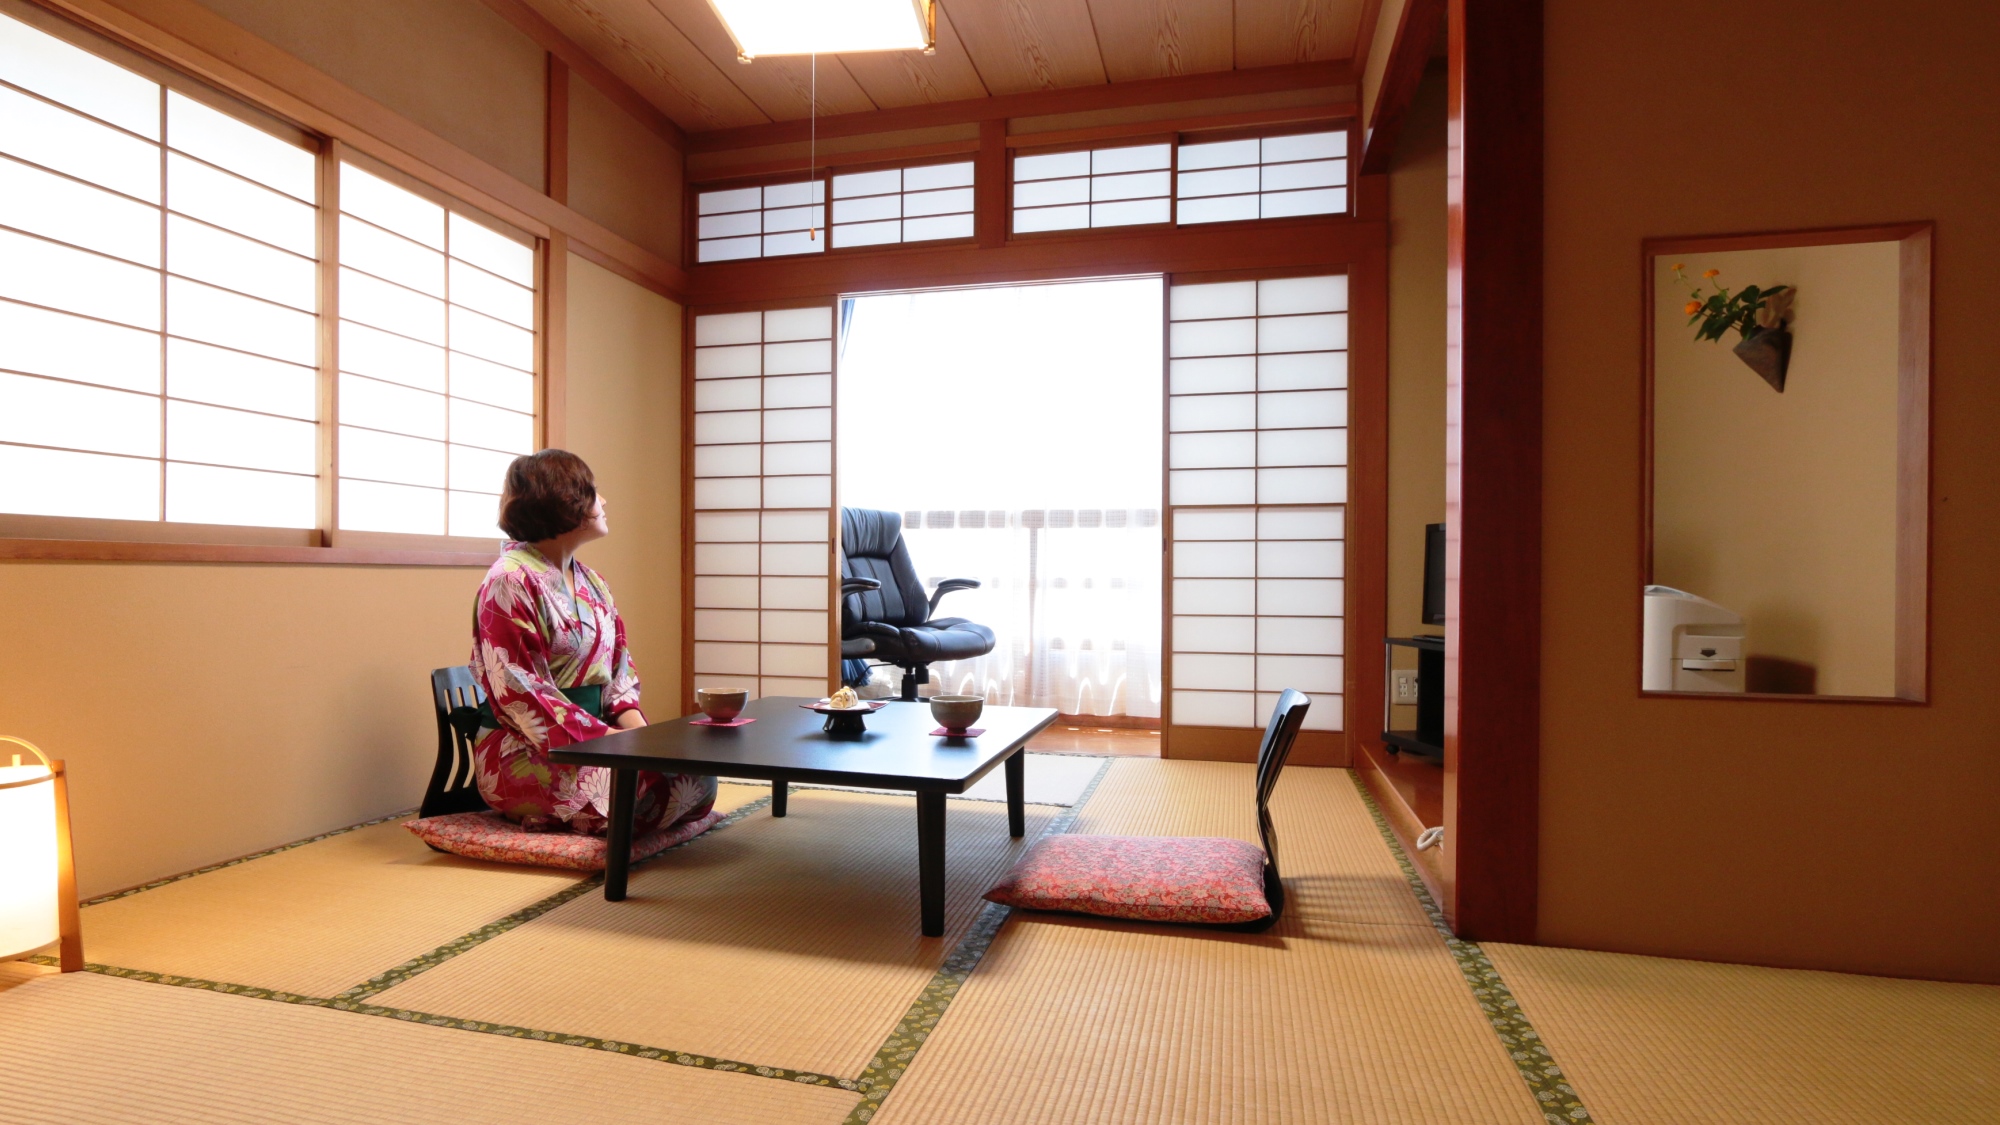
left=0, top=737, right=82, bottom=971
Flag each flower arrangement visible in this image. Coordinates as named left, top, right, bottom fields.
left=1670, top=263, right=1796, bottom=391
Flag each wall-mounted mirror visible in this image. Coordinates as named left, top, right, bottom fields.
left=1643, top=224, right=1931, bottom=701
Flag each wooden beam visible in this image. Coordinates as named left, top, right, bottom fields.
left=1345, top=238, right=1391, bottom=775
left=546, top=55, right=570, bottom=204
left=1360, top=0, right=1446, bottom=175
left=475, top=0, right=687, bottom=152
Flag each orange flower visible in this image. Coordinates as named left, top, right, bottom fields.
left=1702, top=268, right=1720, bottom=279
left=1670, top=262, right=1685, bottom=272
left=1684, top=300, right=1702, bottom=316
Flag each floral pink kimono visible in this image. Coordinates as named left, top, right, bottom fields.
left=470, top=542, right=716, bottom=835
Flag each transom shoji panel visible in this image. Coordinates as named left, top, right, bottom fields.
left=691, top=305, right=835, bottom=701
left=1167, top=275, right=1347, bottom=732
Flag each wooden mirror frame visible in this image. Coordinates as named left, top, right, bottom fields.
left=1640, top=222, right=1932, bottom=703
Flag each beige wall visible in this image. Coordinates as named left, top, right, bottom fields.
left=569, top=75, right=684, bottom=265
left=1542, top=0, right=2000, bottom=982
left=1651, top=241, right=1901, bottom=697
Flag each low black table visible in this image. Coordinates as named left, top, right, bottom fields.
left=548, top=696, right=1059, bottom=936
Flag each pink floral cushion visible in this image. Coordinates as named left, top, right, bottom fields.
left=984, top=834, right=1272, bottom=924
left=403, top=808, right=725, bottom=872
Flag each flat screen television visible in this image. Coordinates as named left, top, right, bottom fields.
left=1421, top=522, right=1445, bottom=627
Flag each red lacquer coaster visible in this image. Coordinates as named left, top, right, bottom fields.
left=690, top=716, right=756, bottom=727
left=929, top=727, right=985, bottom=737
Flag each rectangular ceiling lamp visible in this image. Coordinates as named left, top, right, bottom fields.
left=706, top=0, right=933, bottom=59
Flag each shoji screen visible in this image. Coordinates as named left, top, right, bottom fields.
left=1166, top=275, right=1347, bottom=737
left=689, top=305, right=836, bottom=703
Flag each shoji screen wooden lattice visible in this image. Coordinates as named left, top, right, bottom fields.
left=1166, top=275, right=1347, bottom=748
left=688, top=305, right=837, bottom=704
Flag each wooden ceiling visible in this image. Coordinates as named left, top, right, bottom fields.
left=518, top=0, right=1370, bottom=132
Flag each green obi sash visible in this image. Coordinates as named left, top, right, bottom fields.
left=450, top=683, right=605, bottom=744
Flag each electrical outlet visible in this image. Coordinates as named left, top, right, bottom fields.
left=1392, top=669, right=1421, bottom=705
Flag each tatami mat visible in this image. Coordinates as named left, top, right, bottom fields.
left=0, top=970, right=858, bottom=1125
left=374, top=788, right=1056, bottom=1078
left=1483, top=942, right=2000, bottom=1125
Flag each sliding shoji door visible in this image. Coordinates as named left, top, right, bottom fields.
left=1166, top=275, right=1347, bottom=752
left=687, top=305, right=837, bottom=704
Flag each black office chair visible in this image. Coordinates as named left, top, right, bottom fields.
left=839, top=576, right=880, bottom=687
left=840, top=508, right=996, bottom=700
left=422, top=666, right=491, bottom=818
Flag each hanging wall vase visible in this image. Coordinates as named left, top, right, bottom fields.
left=1732, top=324, right=1792, bottom=393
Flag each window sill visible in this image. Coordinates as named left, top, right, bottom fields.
left=0, top=516, right=499, bottom=567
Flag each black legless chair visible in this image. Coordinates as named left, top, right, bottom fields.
left=422, top=666, right=491, bottom=819
left=840, top=508, right=996, bottom=700
left=1240, top=688, right=1311, bottom=930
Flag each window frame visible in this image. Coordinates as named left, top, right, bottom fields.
left=688, top=153, right=982, bottom=266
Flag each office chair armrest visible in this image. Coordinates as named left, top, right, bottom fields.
left=855, top=621, right=902, bottom=639
left=927, top=578, right=981, bottom=616
left=840, top=576, right=882, bottom=595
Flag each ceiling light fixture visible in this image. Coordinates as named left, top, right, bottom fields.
left=706, top=0, right=935, bottom=61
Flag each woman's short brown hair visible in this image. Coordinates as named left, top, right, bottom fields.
left=498, top=449, right=596, bottom=541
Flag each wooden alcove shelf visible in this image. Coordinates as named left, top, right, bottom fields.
left=1356, top=737, right=1446, bottom=902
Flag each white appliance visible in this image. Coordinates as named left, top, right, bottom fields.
left=1642, top=585, right=1747, bottom=693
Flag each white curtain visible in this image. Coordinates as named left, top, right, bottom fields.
left=838, top=280, right=1164, bottom=718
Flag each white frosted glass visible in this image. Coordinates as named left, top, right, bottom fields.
left=1172, top=539, right=1254, bottom=578
left=762, top=180, right=824, bottom=208
left=1091, top=170, right=1169, bottom=202
left=695, top=511, right=759, bottom=541
left=761, top=609, right=827, bottom=644
left=695, top=344, right=761, bottom=380
left=1261, top=159, right=1344, bottom=193
left=339, top=163, right=442, bottom=249
left=1176, top=138, right=1259, bottom=172
left=699, top=210, right=760, bottom=240
left=762, top=230, right=824, bottom=257
left=1257, top=389, right=1346, bottom=429
left=902, top=186, right=972, bottom=216
left=832, top=168, right=899, bottom=198
left=169, top=154, right=312, bottom=256
left=447, top=489, right=502, bottom=539
left=1172, top=578, right=1254, bottom=616
left=761, top=576, right=825, bottom=610
left=0, top=371, right=157, bottom=455
left=762, top=206, right=818, bottom=234
left=693, top=410, right=759, bottom=445
left=339, top=477, right=443, bottom=534
left=693, top=443, right=759, bottom=478
left=762, top=442, right=830, bottom=476
left=339, top=425, right=443, bottom=486
left=1175, top=194, right=1261, bottom=226
left=761, top=509, right=827, bottom=541
left=166, top=461, right=313, bottom=528
left=1091, top=198, right=1170, bottom=227
left=693, top=643, right=759, bottom=675
left=1262, top=132, right=1345, bottom=163
left=340, top=320, right=444, bottom=392
left=1012, top=204, right=1089, bottom=233
left=449, top=352, right=532, bottom=412
left=0, top=299, right=158, bottom=392
left=1258, top=616, right=1342, bottom=656
left=695, top=312, right=761, bottom=347
left=762, top=541, right=827, bottom=575
left=0, top=442, right=156, bottom=519
left=695, top=542, right=759, bottom=574
left=764, top=305, right=831, bottom=341
left=339, top=215, right=443, bottom=295
left=1258, top=466, right=1346, bottom=504
left=1259, top=427, right=1345, bottom=467
left=1169, top=430, right=1255, bottom=469
left=447, top=442, right=514, bottom=495
left=694, top=377, right=759, bottom=413
left=698, top=236, right=761, bottom=262
left=904, top=161, right=973, bottom=190
left=1013, top=177, right=1090, bottom=208
left=0, top=228, right=159, bottom=329
left=698, top=186, right=760, bottom=215
left=903, top=212, right=974, bottom=241
left=1256, top=578, right=1343, bottom=616
left=1169, top=281, right=1255, bottom=322
left=450, top=258, right=533, bottom=329
left=1173, top=615, right=1254, bottom=653
left=833, top=220, right=901, bottom=248
left=1259, top=506, right=1343, bottom=540
left=763, top=373, right=830, bottom=408
left=763, top=407, right=831, bottom=442
left=1168, top=392, right=1254, bottom=432
left=448, top=212, right=533, bottom=286
left=1175, top=165, right=1260, bottom=199
left=449, top=305, right=533, bottom=370
left=694, top=477, right=760, bottom=509
left=166, top=93, right=313, bottom=201
left=1169, top=318, right=1255, bottom=358
left=0, top=13, right=159, bottom=136
left=1258, top=351, right=1344, bottom=390
left=1093, top=143, right=1170, bottom=174
left=0, top=86, right=158, bottom=201
left=168, top=278, right=314, bottom=365
left=340, top=267, right=444, bottom=344
left=0, top=155, right=158, bottom=265
left=1259, top=275, right=1346, bottom=316
left=1258, top=654, right=1342, bottom=694
left=1172, top=690, right=1254, bottom=729
left=1170, top=507, right=1254, bottom=540
left=168, top=215, right=314, bottom=311
left=695, top=576, right=759, bottom=608
left=449, top=397, right=531, bottom=453
left=340, top=372, right=444, bottom=439
left=694, top=608, right=759, bottom=642
left=1259, top=539, right=1341, bottom=578
left=1259, top=312, right=1347, bottom=353
left=1174, top=653, right=1253, bottom=691
left=762, top=676, right=828, bottom=698
left=1013, top=150, right=1089, bottom=181
left=1169, top=356, right=1256, bottom=395
left=832, top=193, right=899, bottom=223
left=168, top=399, right=312, bottom=473
left=1262, top=187, right=1346, bottom=218
left=762, top=475, right=830, bottom=508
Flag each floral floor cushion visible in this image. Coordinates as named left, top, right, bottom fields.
left=404, top=807, right=726, bottom=872
left=984, top=834, right=1273, bottom=924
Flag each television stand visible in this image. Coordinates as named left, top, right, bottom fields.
left=1381, top=635, right=1444, bottom=759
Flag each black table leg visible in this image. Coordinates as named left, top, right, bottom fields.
left=1005, top=749, right=1025, bottom=838
left=917, top=790, right=946, bottom=937
left=772, top=778, right=788, bottom=817
left=604, top=766, right=636, bottom=901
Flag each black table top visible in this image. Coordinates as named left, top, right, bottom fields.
left=547, top=696, right=1059, bottom=793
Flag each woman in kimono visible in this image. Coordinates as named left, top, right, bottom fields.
left=470, top=449, right=716, bottom=834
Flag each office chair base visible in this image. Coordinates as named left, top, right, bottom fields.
left=899, top=664, right=930, bottom=701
